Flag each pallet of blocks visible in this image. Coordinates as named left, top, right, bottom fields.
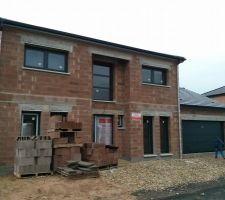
left=56, top=160, right=99, bottom=179
left=81, top=143, right=119, bottom=168
left=14, top=136, right=52, bottom=178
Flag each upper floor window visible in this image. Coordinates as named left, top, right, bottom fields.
left=24, top=45, right=68, bottom=72
left=93, top=63, right=113, bottom=101
left=142, top=66, right=167, bottom=85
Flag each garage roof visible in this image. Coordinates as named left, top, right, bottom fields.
left=202, top=86, right=225, bottom=97
left=0, top=17, right=186, bottom=63
left=179, top=88, right=225, bottom=109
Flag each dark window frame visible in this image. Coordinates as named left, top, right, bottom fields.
left=21, top=111, right=41, bottom=137
left=24, top=44, right=68, bottom=73
left=117, top=115, right=124, bottom=128
left=142, top=66, right=167, bottom=85
left=93, top=61, right=113, bottom=101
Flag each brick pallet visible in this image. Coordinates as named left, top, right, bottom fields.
left=14, top=136, right=52, bottom=178
left=53, top=143, right=82, bottom=171
left=81, top=143, right=119, bottom=167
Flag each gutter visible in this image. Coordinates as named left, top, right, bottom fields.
left=0, top=17, right=186, bottom=63
left=177, top=66, right=183, bottom=159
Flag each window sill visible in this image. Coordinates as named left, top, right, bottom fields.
left=22, top=67, right=70, bottom=75
left=160, top=153, right=173, bottom=157
left=144, top=154, right=157, bottom=158
left=93, top=100, right=116, bottom=103
left=142, top=83, right=171, bottom=88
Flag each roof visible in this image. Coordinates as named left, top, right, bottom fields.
left=179, top=88, right=225, bottom=109
left=202, top=86, right=225, bottom=97
left=0, top=17, right=185, bottom=63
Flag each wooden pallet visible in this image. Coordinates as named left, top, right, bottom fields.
left=14, top=171, right=53, bottom=178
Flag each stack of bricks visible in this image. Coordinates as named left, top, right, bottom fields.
left=14, top=137, right=36, bottom=176
left=35, top=136, right=52, bottom=174
left=14, top=136, right=52, bottom=177
left=53, top=144, right=82, bottom=171
left=81, top=143, right=119, bottom=167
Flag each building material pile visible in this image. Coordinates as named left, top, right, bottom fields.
left=81, top=143, right=119, bottom=167
left=53, top=143, right=82, bottom=171
left=47, top=121, right=83, bottom=171
left=56, top=160, right=99, bottom=178
left=14, top=136, right=52, bottom=177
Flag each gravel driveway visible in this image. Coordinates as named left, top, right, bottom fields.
left=101, top=157, right=225, bottom=192
left=1, top=157, right=225, bottom=200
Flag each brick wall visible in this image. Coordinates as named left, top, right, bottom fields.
left=0, top=26, right=181, bottom=165
left=210, top=95, right=225, bottom=104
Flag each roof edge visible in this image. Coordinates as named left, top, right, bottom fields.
left=0, top=17, right=186, bottom=63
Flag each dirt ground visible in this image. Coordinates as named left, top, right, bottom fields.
left=1, top=157, right=225, bottom=200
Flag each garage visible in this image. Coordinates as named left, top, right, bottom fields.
left=182, top=120, right=224, bottom=154
left=180, top=88, right=225, bottom=154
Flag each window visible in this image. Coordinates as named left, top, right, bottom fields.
left=142, top=66, right=167, bottom=85
left=24, top=45, right=68, bottom=72
left=117, top=115, right=124, bottom=128
left=93, top=63, right=113, bottom=101
left=94, top=115, right=113, bottom=145
left=21, top=112, right=40, bottom=137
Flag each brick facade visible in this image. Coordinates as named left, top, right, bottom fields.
left=210, top=95, right=225, bottom=104
left=0, top=25, right=183, bottom=166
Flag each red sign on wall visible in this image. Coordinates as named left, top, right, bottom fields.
left=131, top=112, right=142, bottom=121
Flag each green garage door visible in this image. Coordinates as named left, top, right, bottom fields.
left=182, top=120, right=224, bottom=154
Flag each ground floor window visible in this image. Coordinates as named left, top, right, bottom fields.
left=21, top=112, right=40, bottom=137
left=94, top=115, right=113, bottom=145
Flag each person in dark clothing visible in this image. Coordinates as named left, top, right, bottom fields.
left=215, top=137, right=225, bottom=159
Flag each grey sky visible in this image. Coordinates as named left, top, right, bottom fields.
left=1, top=0, right=225, bottom=93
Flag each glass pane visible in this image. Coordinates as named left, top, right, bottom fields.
left=95, top=116, right=112, bottom=145
left=93, top=75, right=110, bottom=88
left=22, top=114, right=37, bottom=137
left=25, top=49, right=44, bottom=68
left=48, top=53, right=66, bottom=71
left=93, top=88, right=110, bottom=100
left=154, top=70, right=165, bottom=85
left=93, top=65, right=110, bottom=76
left=142, top=68, right=151, bottom=83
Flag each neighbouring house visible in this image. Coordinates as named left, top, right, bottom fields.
left=203, top=86, right=225, bottom=104
left=0, top=18, right=185, bottom=169
left=179, top=88, right=225, bottom=154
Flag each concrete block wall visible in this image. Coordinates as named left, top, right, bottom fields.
left=0, top=26, right=181, bottom=166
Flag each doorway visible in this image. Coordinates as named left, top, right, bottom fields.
left=143, top=116, right=153, bottom=154
left=160, top=117, right=169, bottom=153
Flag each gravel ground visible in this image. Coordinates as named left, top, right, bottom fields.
left=100, top=157, right=225, bottom=192
left=1, top=157, right=225, bottom=200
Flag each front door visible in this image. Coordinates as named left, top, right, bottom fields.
left=143, top=116, right=153, bottom=154
left=160, top=117, right=169, bottom=153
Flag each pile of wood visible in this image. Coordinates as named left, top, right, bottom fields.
left=56, top=161, right=99, bottom=178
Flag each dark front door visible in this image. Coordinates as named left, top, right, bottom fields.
left=160, top=117, right=169, bottom=153
left=143, top=116, right=153, bottom=154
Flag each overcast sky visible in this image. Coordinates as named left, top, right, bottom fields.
left=1, top=0, right=225, bottom=93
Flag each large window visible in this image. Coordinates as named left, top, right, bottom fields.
left=93, top=63, right=113, bottom=101
left=24, top=45, right=68, bottom=72
left=94, top=115, right=113, bottom=145
left=142, top=66, right=167, bottom=85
